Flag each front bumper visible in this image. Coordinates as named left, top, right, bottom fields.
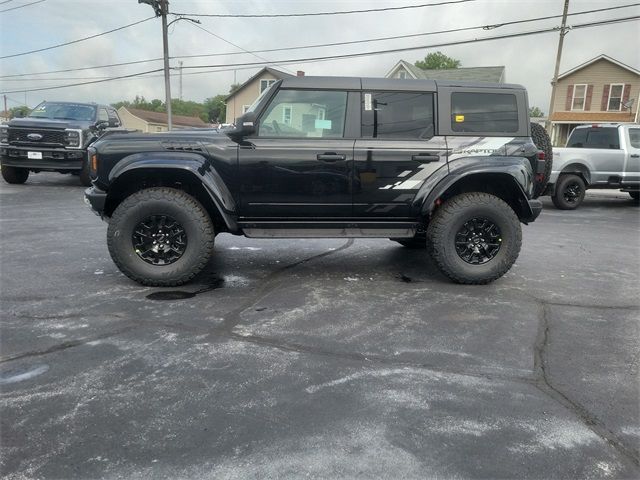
left=524, top=199, right=543, bottom=223
left=84, top=186, right=107, bottom=216
left=0, top=145, right=85, bottom=170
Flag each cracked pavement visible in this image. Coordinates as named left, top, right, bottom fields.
left=1, top=174, right=639, bottom=479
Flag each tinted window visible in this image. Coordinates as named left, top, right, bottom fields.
left=451, top=93, right=518, bottom=133
left=98, top=108, right=109, bottom=122
left=566, top=128, right=588, bottom=147
left=584, top=128, right=620, bottom=149
left=361, top=92, right=434, bottom=139
left=258, top=90, right=347, bottom=138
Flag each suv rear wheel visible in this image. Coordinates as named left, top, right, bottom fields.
left=107, top=187, right=215, bottom=286
left=552, top=174, right=586, bottom=210
left=1, top=165, right=29, bottom=184
left=426, top=192, right=522, bottom=284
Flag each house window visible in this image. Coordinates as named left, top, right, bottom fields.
left=607, top=84, right=624, bottom=111
left=242, top=105, right=250, bottom=113
left=260, top=79, right=276, bottom=93
left=398, top=70, right=407, bottom=79
left=571, top=84, right=587, bottom=110
left=282, top=105, right=292, bottom=125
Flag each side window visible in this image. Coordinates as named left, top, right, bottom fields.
left=584, top=128, right=620, bottom=149
left=451, top=92, right=518, bottom=133
left=361, top=91, right=434, bottom=139
left=628, top=128, right=640, bottom=149
left=107, top=109, right=120, bottom=127
left=566, top=128, right=588, bottom=148
left=258, top=90, right=347, bottom=138
left=98, top=108, right=109, bottom=123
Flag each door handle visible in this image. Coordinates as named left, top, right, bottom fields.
left=411, top=154, right=440, bottom=163
left=317, top=153, right=346, bottom=162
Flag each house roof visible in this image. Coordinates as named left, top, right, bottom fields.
left=386, top=60, right=505, bottom=83
left=123, top=107, right=207, bottom=127
left=557, top=54, right=640, bottom=80
left=550, top=111, right=635, bottom=122
left=225, top=67, right=294, bottom=102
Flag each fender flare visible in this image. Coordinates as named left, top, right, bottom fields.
left=108, top=151, right=238, bottom=230
left=415, top=156, right=535, bottom=220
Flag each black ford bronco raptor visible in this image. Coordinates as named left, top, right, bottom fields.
left=85, top=77, right=548, bottom=286
left=0, top=101, right=122, bottom=186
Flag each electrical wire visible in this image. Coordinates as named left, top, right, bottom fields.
left=171, top=0, right=475, bottom=18
left=0, top=16, right=156, bottom=60
left=2, top=15, right=637, bottom=95
left=0, top=0, right=44, bottom=13
left=1, top=3, right=637, bottom=79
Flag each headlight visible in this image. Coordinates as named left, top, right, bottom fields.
left=64, top=128, right=82, bottom=148
left=0, top=126, right=8, bottom=145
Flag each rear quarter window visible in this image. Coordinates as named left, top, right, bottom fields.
left=451, top=92, right=519, bottom=133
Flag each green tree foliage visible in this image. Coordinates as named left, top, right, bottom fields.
left=415, top=51, right=461, bottom=70
left=203, top=95, right=227, bottom=123
left=229, top=83, right=241, bottom=94
left=529, top=106, right=545, bottom=117
left=8, top=105, right=30, bottom=118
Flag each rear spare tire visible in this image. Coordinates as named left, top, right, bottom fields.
left=426, top=192, right=522, bottom=284
left=530, top=123, right=553, bottom=198
left=107, top=187, right=215, bottom=286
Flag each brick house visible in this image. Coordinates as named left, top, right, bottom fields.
left=549, top=55, right=639, bottom=146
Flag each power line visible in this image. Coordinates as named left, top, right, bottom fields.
left=171, top=0, right=475, bottom=18
left=2, top=15, right=637, bottom=95
left=0, top=0, right=44, bottom=13
left=0, top=16, right=155, bottom=60
left=2, top=3, right=637, bottom=80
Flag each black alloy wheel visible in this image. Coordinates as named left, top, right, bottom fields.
left=552, top=174, right=586, bottom=210
left=132, top=214, right=187, bottom=265
left=454, top=217, right=502, bottom=265
left=562, top=180, right=583, bottom=205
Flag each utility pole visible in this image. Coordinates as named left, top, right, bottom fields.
left=139, top=0, right=172, bottom=130
left=179, top=61, right=183, bottom=101
left=3, top=95, right=7, bottom=117
left=546, top=0, right=570, bottom=137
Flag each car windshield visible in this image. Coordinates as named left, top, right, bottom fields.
left=28, top=102, right=96, bottom=121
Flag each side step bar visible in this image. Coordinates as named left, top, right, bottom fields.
left=238, top=221, right=419, bottom=239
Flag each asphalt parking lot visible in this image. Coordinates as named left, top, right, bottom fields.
left=1, top=172, right=639, bottom=479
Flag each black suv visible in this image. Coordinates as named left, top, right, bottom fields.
left=0, top=101, right=122, bottom=186
left=85, top=77, right=545, bottom=286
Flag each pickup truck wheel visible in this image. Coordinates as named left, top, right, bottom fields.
left=530, top=123, right=553, bottom=198
left=629, top=191, right=639, bottom=201
left=1, top=165, right=29, bottom=184
left=426, top=193, right=522, bottom=284
left=552, top=174, right=585, bottom=210
left=107, top=187, right=214, bottom=287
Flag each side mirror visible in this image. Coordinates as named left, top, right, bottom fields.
left=96, top=120, right=109, bottom=130
left=227, top=112, right=257, bottom=140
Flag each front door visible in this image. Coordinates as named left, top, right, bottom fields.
left=238, top=89, right=353, bottom=218
left=353, top=90, right=447, bottom=218
left=624, top=127, right=640, bottom=184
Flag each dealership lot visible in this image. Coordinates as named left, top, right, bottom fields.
left=0, top=173, right=638, bottom=479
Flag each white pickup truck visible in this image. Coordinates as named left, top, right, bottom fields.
left=548, top=124, right=640, bottom=209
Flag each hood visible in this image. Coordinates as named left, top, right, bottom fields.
left=8, top=117, right=92, bottom=130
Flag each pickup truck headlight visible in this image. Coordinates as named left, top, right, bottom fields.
left=0, top=125, right=8, bottom=145
left=64, top=128, right=82, bottom=148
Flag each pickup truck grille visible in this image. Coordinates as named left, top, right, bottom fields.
left=8, top=127, right=65, bottom=147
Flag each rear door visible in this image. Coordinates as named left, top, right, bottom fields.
left=352, top=89, right=447, bottom=218
left=624, top=126, right=640, bottom=183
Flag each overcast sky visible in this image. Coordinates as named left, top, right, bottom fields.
left=0, top=0, right=638, bottom=114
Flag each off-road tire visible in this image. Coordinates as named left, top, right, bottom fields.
left=530, top=122, right=553, bottom=199
left=79, top=161, right=91, bottom=187
left=629, top=191, right=639, bottom=201
left=426, top=192, right=522, bottom=284
left=107, top=187, right=215, bottom=286
left=1, top=165, right=29, bottom=184
left=391, top=232, right=426, bottom=249
left=552, top=174, right=586, bottom=210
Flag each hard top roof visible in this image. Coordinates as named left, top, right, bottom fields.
left=39, top=101, right=113, bottom=109
left=279, top=76, right=525, bottom=91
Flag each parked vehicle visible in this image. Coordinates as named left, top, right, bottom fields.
left=548, top=124, right=640, bottom=209
left=0, top=101, right=122, bottom=186
left=85, top=77, right=544, bottom=286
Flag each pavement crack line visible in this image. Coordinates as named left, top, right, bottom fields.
left=533, top=302, right=640, bottom=467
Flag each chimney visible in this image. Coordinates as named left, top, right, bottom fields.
left=296, top=70, right=305, bottom=77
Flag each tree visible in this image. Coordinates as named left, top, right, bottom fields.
left=229, top=83, right=241, bottom=94
left=529, top=106, right=545, bottom=117
left=203, top=95, right=227, bottom=123
left=415, top=51, right=461, bottom=70
left=9, top=105, right=30, bottom=118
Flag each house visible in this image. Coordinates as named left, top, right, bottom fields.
left=117, top=107, right=208, bottom=132
left=549, top=55, right=639, bottom=146
left=225, top=67, right=301, bottom=124
left=385, top=60, right=505, bottom=83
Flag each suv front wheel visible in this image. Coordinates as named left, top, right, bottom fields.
left=107, top=187, right=215, bottom=286
left=1, top=165, right=29, bottom=184
left=426, top=192, right=522, bottom=284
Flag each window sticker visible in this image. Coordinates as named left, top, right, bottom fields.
left=455, top=115, right=465, bottom=122
left=315, top=119, right=332, bottom=129
left=364, top=93, right=372, bottom=111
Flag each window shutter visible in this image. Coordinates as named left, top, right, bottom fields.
left=601, top=84, right=610, bottom=111
left=565, top=84, right=574, bottom=110
left=584, top=85, right=593, bottom=111
left=622, top=84, right=631, bottom=106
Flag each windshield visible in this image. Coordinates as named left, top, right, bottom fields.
left=28, top=102, right=96, bottom=121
